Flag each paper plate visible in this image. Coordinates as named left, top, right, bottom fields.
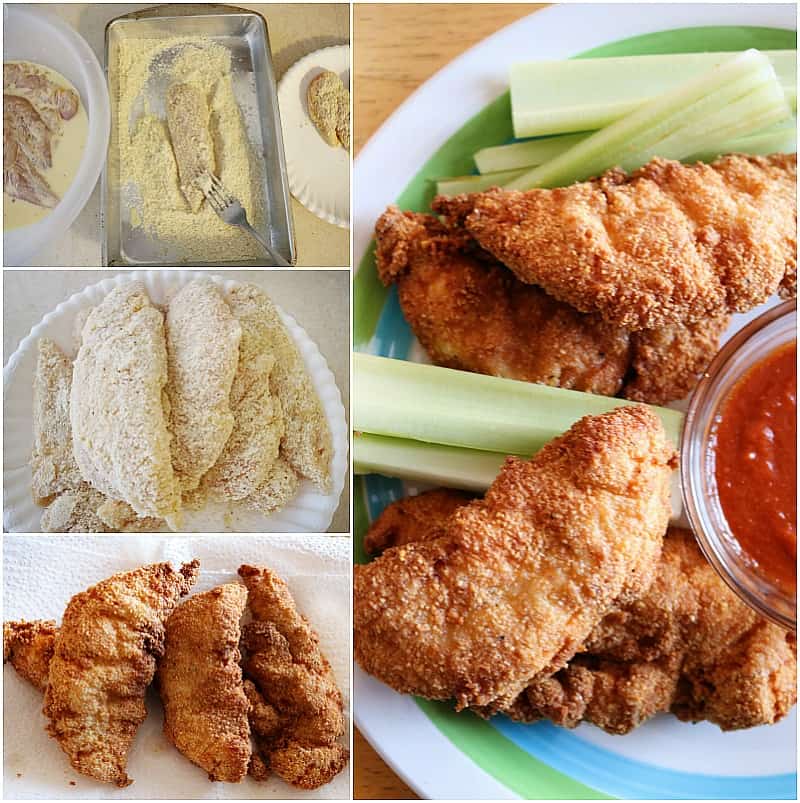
left=353, top=5, right=797, bottom=800
left=278, top=45, right=350, bottom=228
left=3, top=270, right=348, bottom=533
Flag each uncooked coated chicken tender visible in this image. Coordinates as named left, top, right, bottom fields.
left=71, top=282, right=182, bottom=527
left=165, top=280, right=241, bottom=491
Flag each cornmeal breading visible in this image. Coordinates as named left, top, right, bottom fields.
left=246, top=457, right=301, bottom=516
left=166, top=83, right=215, bottom=213
left=31, top=338, right=83, bottom=504
left=3, top=619, right=58, bottom=691
left=165, top=280, right=241, bottom=491
left=202, top=288, right=284, bottom=501
left=40, top=487, right=111, bottom=533
left=70, top=282, right=182, bottom=527
left=95, top=499, right=164, bottom=533
left=228, top=285, right=332, bottom=492
left=434, top=154, right=797, bottom=330
left=43, top=561, right=199, bottom=787
left=158, top=584, right=251, bottom=783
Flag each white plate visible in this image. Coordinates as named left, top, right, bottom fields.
left=3, top=270, right=348, bottom=533
left=278, top=45, right=350, bottom=228
left=354, top=3, right=797, bottom=799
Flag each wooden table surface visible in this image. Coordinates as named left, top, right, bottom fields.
left=353, top=6, right=545, bottom=797
left=354, top=3, right=546, bottom=155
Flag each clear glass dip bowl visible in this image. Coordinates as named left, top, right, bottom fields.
left=681, top=299, right=797, bottom=631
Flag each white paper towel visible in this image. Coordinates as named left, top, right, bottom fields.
left=3, top=535, right=351, bottom=800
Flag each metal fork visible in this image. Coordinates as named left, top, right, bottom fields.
left=201, top=172, right=291, bottom=267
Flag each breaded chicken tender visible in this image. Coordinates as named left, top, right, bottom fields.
left=203, top=287, right=284, bottom=501
left=70, top=282, right=182, bottom=527
left=622, top=314, right=731, bottom=405
left=158, top=584, right=250, bottom=782
left=354, top=406, right=676, bottom=712
left=3, top=619, right=57, bottom=691
left=511, top=529, right=797, bottom=733
left=434, top=154, right=797, bottom=330
left=165, top=280, right=241, bottom=492
left=375, top=206, right=633, bottom=395
left=31, top=338, right=83, bottom=504
left=364, top=500, right=796, bottom=732
left=43, top=561, right=199, bottom=787
left=375, top=207, right=729, bottom=404
left=239, top=565, right=349, bottom=790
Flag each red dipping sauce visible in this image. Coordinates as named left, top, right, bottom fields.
left=711, top=342, right=797, bottom=595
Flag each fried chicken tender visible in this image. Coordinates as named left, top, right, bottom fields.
left=375, top=206, right=633, bottom=395
left=509, top=529, right=797, bottom=733
left=364, top=487, right=475, bottom=555
left=3, top=619, right=57, bottom=691
left=364, top=498, right=796, bottom=732
left=239, top=565, right=349, bottom=790
left=433, top=154, right=797, bottom=330
left=158, top=584, right=250, bottom=782
left=354, top=406, right=676, bottom=713
left=622, top=314, right=731, bottom=405
left=43, top=561, right=199, bottom=787
left=375, top=207, right=729, bottom=404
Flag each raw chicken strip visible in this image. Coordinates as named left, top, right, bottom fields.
left=166, top=83, right=215, bottom=213
left=71, top=282, right=182, bottom=527
left=3, top=118, right=58, bottom=208
left=165, top=280, right=241, bottom=491
left=4, top=62, right=79, bottom=131
left=4, top=94, right=51, bottom=169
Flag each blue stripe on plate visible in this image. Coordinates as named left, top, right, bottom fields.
left=492, top=717, right=796, bottom=800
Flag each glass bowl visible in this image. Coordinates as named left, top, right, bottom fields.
left=681, top=299, right=797, bottom=631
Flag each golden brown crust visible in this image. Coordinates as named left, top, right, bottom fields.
left=375, top=207, right=633, bottom=396
left=354, top=406, right=675, bottom=712
left=623, top=314, right=731, bottom=405
left=3, top=619, right=57, bottom=691
left=364, top=487, right=474, bottom=555
left=433, top=154, right=796, bottom=330
left=508, top=529, right=797, bottom=732
left=238, top=565, right=348, bottom=790
left=158, top=584, right=251, bottom=782
left=42, top=561, right=199, bottom=787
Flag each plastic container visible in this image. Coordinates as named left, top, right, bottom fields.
left=681, top=299, right=796, bottom=630
left=3, top=4, right=110, bottom=266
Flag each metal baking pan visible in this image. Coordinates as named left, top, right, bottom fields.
left=102, top=3, right=296, bottom=266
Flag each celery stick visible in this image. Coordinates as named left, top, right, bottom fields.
left=471, top=118, right=795, bottom=176
left=511, top=50, right=796, bottom=137
left=354, top=432, right=508, bottom=492
left=436, top=169, right=525, bottom=196
left=355, top=430, right=686, bottom=522
left=618, top=79, right=790, bottom=170
left=354, top=353, right=683, bottom=455
left=474, top=132, right=589, bottom=173
left=688, top=117, right=797, bottom=162
left=506, top=50, right=787, bottom=190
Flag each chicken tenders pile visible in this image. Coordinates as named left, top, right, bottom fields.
left=30, top=279, right=332, bottom=532
left=358, top=480, right=797, bottom=733
left=376, top=153, right=797, bottom=405
left=4, top=561, right=348, bottom=789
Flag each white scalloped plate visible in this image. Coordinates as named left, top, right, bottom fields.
left=278, top=45, right=350, bottom=228
left=3, top=270, right=348, bottom=533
